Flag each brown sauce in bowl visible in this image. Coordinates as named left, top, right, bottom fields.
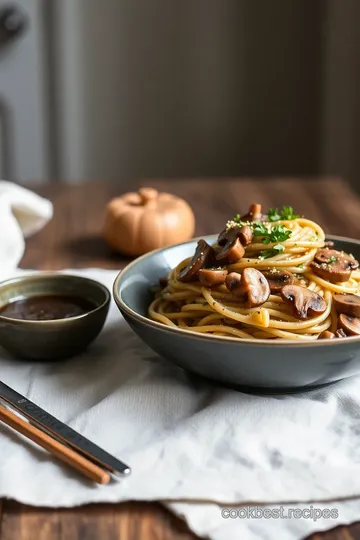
left=0, top=295, right=97, bottom=321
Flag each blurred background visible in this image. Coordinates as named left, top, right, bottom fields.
left=1, top=0, right=360, bottom=189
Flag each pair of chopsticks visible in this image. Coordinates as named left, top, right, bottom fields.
left=0, top=381, right=131, bottom=484
left=0, top=402, right=110, bottom=484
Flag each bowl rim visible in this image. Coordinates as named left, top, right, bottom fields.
left=113, top=234, right=360, bottom=348
left=0, top=272, right=111, bottom=325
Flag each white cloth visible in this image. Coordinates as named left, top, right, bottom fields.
left=1, top=268, right=360, bottom=540
left=0, top=181, right=53, bottom=277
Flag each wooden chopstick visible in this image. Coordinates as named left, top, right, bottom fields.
left=0, top=404, right=111, bottom=484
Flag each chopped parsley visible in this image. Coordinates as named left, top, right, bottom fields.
left=252, top=221, right=268, bottom=236
left=268, top=225, right=292, bottom=242
left=259, top=244, right=285, bottom=260
left=227, top=217, right=292, bottom=244
left=253, top=222, right=292, bottom=244
left=267, top=208, right=281, bottom=221
left=328, top=256, right=337, bottom=263
left=297, top=264, right=304, bottom=269
left=233, top=214, right=242, bottom=225
left=268, top=205, right=300, bottom=221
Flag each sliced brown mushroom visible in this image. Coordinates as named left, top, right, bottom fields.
left=338, top=314, right=360, bottom=336
left=198, top=268, right=228, bottom=288
left=238, top=225, right=253, bottom=246
left=217, top=224, right=253, bottom=247
left=280, top=284, right=327, bottom=320
left=225, top=272, right=242, bottom=295
left=318, top=330, right=335, bottom=339
left=216, top=237, right=245, bottom=264
left=218, top=225, right=237, bottom=246
left=260, top=269, right=295, bottom=293
left=241, top=203, right=263, bottom=222
left=178, top=239, right=215, bottom=282
left=311, top=248, right=359, bottom=283
left=335, top=328, right=347, bottom=338
left=225, top=268, right=270, bottom=307
left=333, top=293, right=360, bottom=318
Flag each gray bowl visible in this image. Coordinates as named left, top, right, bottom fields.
left=0, top=273, right=110, bottom=361
left=113, top=235, right=360, bottom=393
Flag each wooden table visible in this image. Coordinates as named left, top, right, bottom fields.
left=1, top=178, right=360, bottom=540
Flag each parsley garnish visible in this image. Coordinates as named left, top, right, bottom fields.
left=253, top=222, right=292, bottom=244
left=328, top=256, right=337, bottom=263
left=297, top=264, right=304, bottom=269
left=268, top=205, right=300, bottom=221
left=268, top=225, right=292, bottom=242
left=225, top=215, right=292, bottom=247
left=233, top=214, right=242, bottom=225
left=252, top=221, right=268, bottom=236
left=259, top=244, right=285, bottom=259
left=280, top=205, right=300, bottom=220
left=267, top=208, right=281, bottom=221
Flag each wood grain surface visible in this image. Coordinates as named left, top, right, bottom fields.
left=1, top=178, right=359, bottom=540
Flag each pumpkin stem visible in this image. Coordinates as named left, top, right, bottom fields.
left=138, top=187, right=158, bottom=205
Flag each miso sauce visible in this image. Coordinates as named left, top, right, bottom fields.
left=0, top=295, right=96, bottom=321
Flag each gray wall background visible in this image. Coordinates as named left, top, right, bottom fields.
left=2, top=0, right=360, bottom=186
left=55, top=0, right=325, bottom=183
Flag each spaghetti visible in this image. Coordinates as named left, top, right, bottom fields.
left=149, top=204, right=360, bottom=341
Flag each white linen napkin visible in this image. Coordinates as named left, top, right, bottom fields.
left=1, top=268, right=360, bottom=540
left=0, top=181, right=53, bottom=277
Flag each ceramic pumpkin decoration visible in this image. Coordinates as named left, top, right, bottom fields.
left=103, top=187, right=195, bottom=256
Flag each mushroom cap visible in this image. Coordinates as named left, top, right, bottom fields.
left=280, top=284, right=327, bottom=320
left=217, top=224, right=253, bottom=248
left=260, top=269, right=295, bottom=293
left=338, top=314, right=360, bottom=336
left=198, top=268, right=228, bottom=288
left=314, top=249, right=358, bottom=268
left=216, top=237, right=245, bottom=264
left=241, top=203, right=263, bottom=222
left=225, top=272, right=243, bottom=296
left=335, top=328, right=348, bottom=338
left=225, top=268, right=270, bottom=307
left=178, top=239, right=214, bottom=282
left=218, top=226, right=237, bottom=246
left=318, top=330, right=335, bottom=339
left=311, top=248, right=359, bottom=283
left=333, top=293, right=360, bottom=318
left=238, top=225, right=253, bottom=246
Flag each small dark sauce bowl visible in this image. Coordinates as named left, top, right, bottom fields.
left=0, top=273, right=110, bottom=361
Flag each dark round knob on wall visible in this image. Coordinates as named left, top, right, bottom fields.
left=0, top=3, right=29, bottom=44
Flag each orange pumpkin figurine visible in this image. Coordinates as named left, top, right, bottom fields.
left=103, top=187, right=195, bottom=256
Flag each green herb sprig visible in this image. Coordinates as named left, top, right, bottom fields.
left=259, top=244, right=285, bottom=260
left=268, top=206, right=300, bottom=221
left=253, top=222, right=292, bottom=244
left=233, top=214, right=242, bottom=225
